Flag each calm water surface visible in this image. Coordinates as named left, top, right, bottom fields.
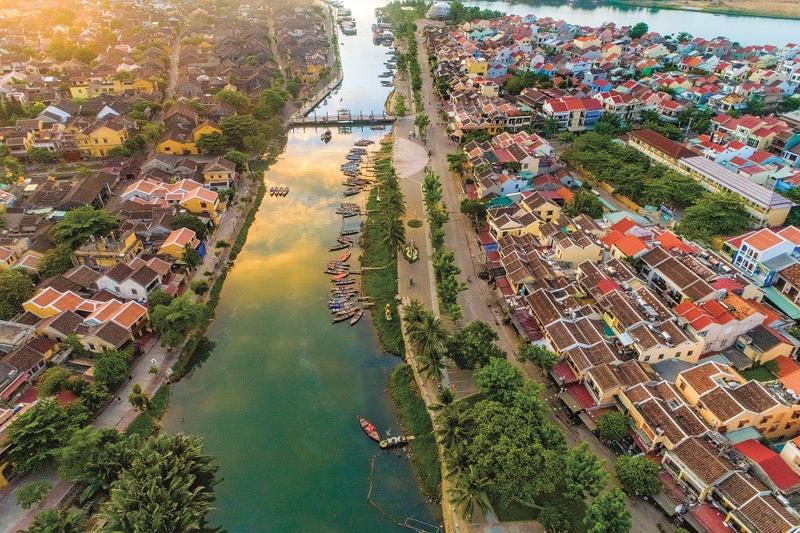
left=163, top=0, right=795, bottom=530
left=469, top=0, right=799, bottom=46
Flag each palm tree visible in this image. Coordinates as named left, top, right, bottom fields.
left=408, top=312, right=448, bottom=361
left=448, top=465, right=492, bottom=521
left=446, top=152, right=467, bottom=175
left=432, top=387, right=455, bottom=411
left=435, top=404, right=471, bottom=449
left=24, top=508, right=86, bottom=533
left=402, top=299, right=425, bottom=328
left=380, top=216, right=406, bottom=256
left=417, top=348, right=446, bottom=381
left=443, top=442, right=470, bottom=479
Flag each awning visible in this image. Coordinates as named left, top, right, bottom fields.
left=1, top=373, right=28, bottom=400
left=763, top=286, right=800, bottom=320
left=578, top=411, right=597, bottom=431
left=558, top=389, right=583, bottom=414
left=617, top=331, right=635, bottom=347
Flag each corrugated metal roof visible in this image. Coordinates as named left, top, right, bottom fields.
left=681, top=156, right=795, bottom=210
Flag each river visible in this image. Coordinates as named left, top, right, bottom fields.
left=470, top=0, right=798, bottom=46
left=160, top=1, right=439, bottom=532
left=161, top=0, right=794, bottom=531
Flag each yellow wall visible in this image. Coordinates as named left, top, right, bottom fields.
left=85, top=126, right=128, bottom=157
left=157, top=138, right=198, bottom=155
left=192, top=123, right=222, bottom=143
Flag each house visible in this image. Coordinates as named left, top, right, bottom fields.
left=201, top=157, right=236, bottom=189
left=618, top=380, right=709, bottom=452
left=626, top=129, right=697, bottom=171
left=726, top=227, right=800, bottom=285
left=121, top=178, right=223, bottom=224
left=674, top=295, right=766, bottom=354
left=662, top=436, right=734, bottom=500
left=541, top=97, right=604, bottom=132
left=583, top=360, right=650, bottom=406
left=95, top=257, right=166, bottom=301
left=675, top=361, right=800, bottom=439
left=734, top=439, right=800, bottom=495
left=73, top=231, right=143, bottom=269
left=75, top=120, right=132, bottom=157
left=159, top=227, right=201, bottom=260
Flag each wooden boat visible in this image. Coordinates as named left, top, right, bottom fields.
left=358, top=416, right=381, bottom=442
left=321, top=129, right=332, bottom=142
left=350, top=309, right=364, bottom=326
left=331, top=272, right=349, bottom=281
left=333, top=279, right=356, bottom=286
left=343, top=189, right=361, bottom=197
left=340, top=251, right=351, bottom=262
left=329, top=243, right=349, bottom=251
left=379, top=435, right=415, bottom=449
left=332, top=311, right=354, bottom=323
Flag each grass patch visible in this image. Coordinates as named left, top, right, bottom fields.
left=407, top=219, right=422, bottom=228
left=490, top=490, right=586, bottom=531
left=741, top=365, right=776, bottom=382
left=361, top=174, right=403, bottom=356
left=125, top=385, right=170, bottom=438
left=389, top=364, right=441, bottom=500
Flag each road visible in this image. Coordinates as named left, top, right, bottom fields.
left=411, top=19, right=665, bottom=533
left=165, top=29, right=183, bottom=101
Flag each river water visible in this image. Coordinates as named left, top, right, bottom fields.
left=162, top=0, right=795, bottom=531
left=471, top=0, right=798, bottom=46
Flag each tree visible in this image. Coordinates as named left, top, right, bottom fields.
left=677, top=192, right=750, bottom=242
left=171, top=213, right=208, bottom=240
left=517, top=344, right=558, bottom=374
left=629, top=22, right=649, bottom=39
left=27, top=147, right=56, bottom=164
left=564, top=443, right=608, bottom=500
left=448, top=321, right=505, bottom=370
left=147, top=287, right=173, bottom=308
left=563, top=189, right=604, bottom=218
left=595, top=411, right=630, bottom=443
left=286, top=79, right=301, bottom=98
left=220, top=114, right=259, bottom=151
left=584, top=488, right=632, bottom=533
left=190, top=279, right=209, bottom=295
left=215, top=89, right=250, bottom=112
left=16, top=480, right=51, bottom=509
left=23, top=508, right=86, bottom=533
left=150, top=296, right=206, bottom=349
left=183, top=245, right=201, bottom=270
left=256, top=88, right=287, bottom=117
left=435, top=403, right=472, bottom=449
left=38, top=245, right=75, bottom=279
left=394, top=95, right=407, bottom=117
left=7, top=399, right=89, bottom=474
left=196, top=132, right=227, bottom=156
left=414, top=113, right=430, bottom=136
left=448, top=465, right=491, bottom=521
left=783, top=187, right=800, bottom=226
left=541, top=117, right=560, bottom=138
left=51, top=206, right=118, bottom=249
left=37, top=367, right=71, bottom=397
left=2, top=156, right=23, bottom=179
left=94, top=351, right=129, bottom=389
left=539, top=503, right=571, bottom=533
left=380, top=216, right=406, bottom=255
left=616, top=455, right=661, bottom=497
left=0, top=269, right=35, bottom=320
left=474, top=358, right=523, bottom=405
left=224, top=150, right=249, bottom=172
left=460, top=199, right=486, bottom=224
left=128, top=383, right=151, bottom=412
left=99, top=433, right=218, bottom=533
left=447, top=152, right=467, bottom=175
left=140, top=123, right=164, bottom=144
left=594, top=112, right=626, bottom=136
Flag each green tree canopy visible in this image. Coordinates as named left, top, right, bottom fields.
left=99, top=433, right=218, bottom=533
left=584, top=488, right=632, bottom=533
left=595, top=411, right=630, bottom=443
left=171, top=213, right=208, bottom=240
left=564, top=442, right=608, bottom=500
left=0, top=269, right=35, bottom=320
left=16, top=480, right=51, bottom=509
left=629, top=22, right=649, bottom=39
left=676, top=192, right=750, bottom=242
left=196, top=132, right=227, bottom=156
left=38, top=245, right=75, bottom=279
left=474, top=357, right=523, bottom=405
left=7, top=399, right=89, bottom=474
left=224, top=149, right=249, bottom=172
left=93, top=350, right=129, bottom=389
left=448, top=321, right=505, bottom=370
left=150, top=296, right=206, bottom=349
left=215, top=89, right=251, bottom=112
left=563, top=189, right=604, bottom=218
left=51, top=206, right=119, bottom=249
left=615, top=455, right=661, bottom=497
left=22, top=508, right=86, bottom=533
left=517, top=344, right=558, bottom=372
left=220, top=114, right=260, bottom=151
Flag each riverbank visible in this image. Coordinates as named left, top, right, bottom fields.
left=604, top=0, right=800, bottom=20
left=389, top=365, right=441, bottom=500
left=361, top=141, right=404, bottom=356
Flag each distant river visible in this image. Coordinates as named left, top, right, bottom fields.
left=162, top=1, right=438, bottom=531
left=469, top=0, right=799, bottom=46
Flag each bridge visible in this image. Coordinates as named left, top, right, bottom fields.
left=290, top=110, right=396, bottom=127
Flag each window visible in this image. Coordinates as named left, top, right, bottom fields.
left=131, top=288, right=138, bottom=295
left=687, top=351, right=694, bottom=356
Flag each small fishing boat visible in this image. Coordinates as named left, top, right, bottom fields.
left=354, top=140, right=373, bottom=146
left=334, top=279, right=356, bottom=287
left=379, top=435, right=415, bottom=449
left=329, top=243, right=349, bottom=251
left=343, top=188, right=361, bottom=197
left=332, top=311, right=355, bottom=323
left=358, top=416, right=381, bottom=442
left=340, top=251, right=351, bottom=262
left=331, top=272, right=349, bottom=281
left=321, top=129, right=332, bottom=141
left=350, top=309, right=364, bottom=326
